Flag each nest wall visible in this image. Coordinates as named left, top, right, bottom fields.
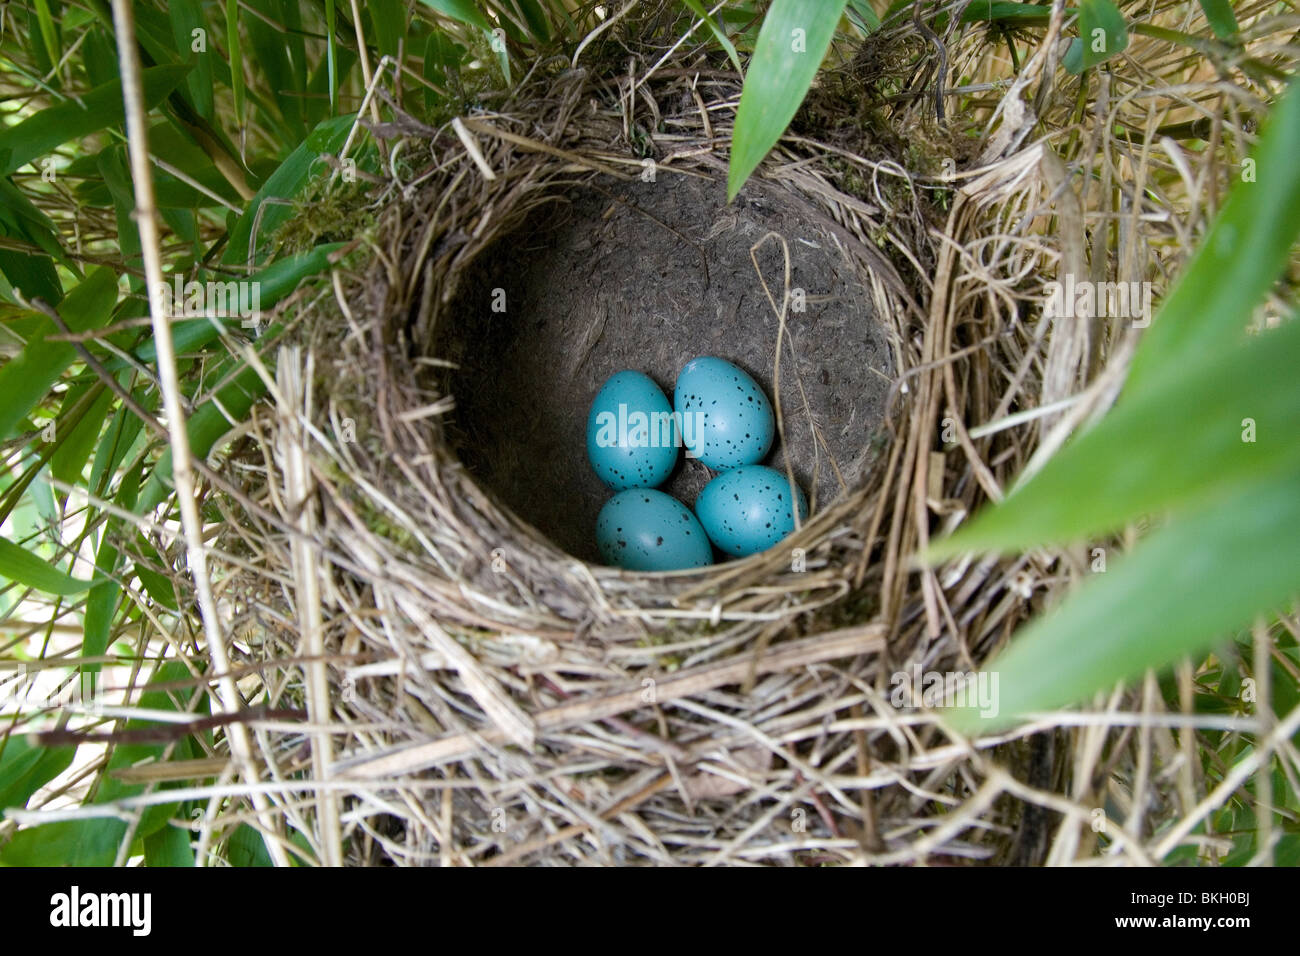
left=205, top=11, right=1208, bottom=864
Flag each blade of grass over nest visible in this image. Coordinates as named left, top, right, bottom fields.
left=223, top=114, right=355, bottom=268
left=1063, top=0, right=1128, bottom=74
left=946, top=470, right=1300, bottom=733
left=1197, top=0, right=1238, bottom=40
left=727, top=0, right=849, bottom=201
left=927, top=81, right=1300, bottom=558
left=121, top=243, right=346, bottom=367
left=0, top=64, right=192, bottom=178
left=32, top=0, right=61, bottom=76
left=169, top=0, right=215, bottom=120
left=420, top=0, right=512, bottom=83
left=679, top=0, right=744, bottom=73
left=0, top=736, right=76, bottom=812
left=925, top=316, right=1300, bottom=556
left=1124, top=80, right=1300, bottom=397
left=325, top=0, right=339, bottom=113
left=846, top=0, right=880, bottom=34
left=225, top=0, right=245, bottom=127
left=0, top=535, right=94, bottom=594
left=0, top=267, right=117, bottom=442
left=137, top=351, right=271, bottom=511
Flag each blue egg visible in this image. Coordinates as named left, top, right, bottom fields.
left=673, top=357, right=775, bottom=470
left=695, top=465, right=808, bottom=557
left=586, top=371, right=680, bottom=490
left=596, top=489, right=714, bottom=571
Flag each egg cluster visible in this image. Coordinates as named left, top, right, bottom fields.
left=587, top=357, right=808, bottom=571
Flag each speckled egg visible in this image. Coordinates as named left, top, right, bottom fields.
left=673, top=357, right=775, bottom=470
left=596, top=489, right=713, bottom=571
left=586, top=371, right=680, bottom=490
left=695, top=465, right=808, bottom=558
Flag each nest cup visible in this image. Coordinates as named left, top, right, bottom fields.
left=237, top=45, right=1012, bottom=865
left=337, top=69, right=918, bottom=631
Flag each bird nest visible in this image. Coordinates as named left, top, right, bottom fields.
left=206, top=16, right=1198, bottom=865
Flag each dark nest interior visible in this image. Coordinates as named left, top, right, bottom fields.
left=439, top=172, right=895, bottom=561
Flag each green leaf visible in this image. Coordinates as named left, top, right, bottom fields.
left=169, top=0, right=215, bottom=120
left=728, top=0, right=850, bottom=200
left=928, top=81, right=1300, bottom=558
left=226, top=0, right=245, bottom=126
left=948, top=471, right=1300, bottom=731
left=0, top=64, right=192, bottom=177
left=925, top=317, right=1300, bottom=556
left=961, top=2, right=1068, bottom=22
left=0, top=176, right=66, bottom=303
left=1125, top=80, right=1300, bottom=397
left=1063, top=0, right=1128, bottom=74
left=116, top=243, right=345, bottom=369
left=0, top=266, right=118, bottom=441
left=0, top=817, right=128, bottom=866
left=222, top=114, right=355, bottom=269
left=0, top=535, right=94, bottom=595
left=419, top=0, right=492, bottom=33
left=0, top=734, right=76, bottom=810
left=50, top=383, right=114, bottom=486
left=1, top=662, right=208, bottom=864
left=82, top=461, right=142, bottom=680
left=144, top=823, right=195, bottom=866
left=137, top=356, right=269, bottom=511
left=324, top=0, right=339, bottom=113
left=32, top=1, right=62, bottom=78
left=1197, top=0, right=1238, bottom=40
left=679, top=0, right=744, bottom=72
left=367, top=0, right=406, bottom=60
left=226, top=822, right=274, bottom=866
left=418, top=0, right=511, bottom=83
left=846, top=0, right=881, bottom=33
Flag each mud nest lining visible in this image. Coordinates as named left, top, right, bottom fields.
left=440, top=172, right=895, bottom=561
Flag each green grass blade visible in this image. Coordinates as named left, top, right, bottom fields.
left=1124, top=80, right=1300, bottom=397
left=420, top=0, right=510, bottom=81
left=0, top=64, right=192, bottom=178
left=925, top=316, right=1300, bottom=556
left=0, top=735, right=76, bottom=811
left=50, top=383, right=114, bottom=486
left=728, top=0, right=849, bottom=201
left=120, top=243, right=345, bottom=367
left=325, top=0, right=339, bottom=114
left=0, top=266, right=118, bottom=441
left=223, top=114, right=355, bottom=268
left=226, top=0, right=245, bottom=127
left=144, top=824, right=196, bottom=866
left=420, top=0, right=493, bottom=33
left=948, top=470, right=1300, bottom=731
left=137, top=357, right=270, bottom=511
left=170, top=0, right=215, bottom=120
left=679, top=0, right=744, bottom=73
left=32, top=0, right=62, bottom=77
left=1063, top=0, right=1128, bottom=74
left=1197, top=0, right=1238, bottom=40
left=0, top=535, right=94, bottom=595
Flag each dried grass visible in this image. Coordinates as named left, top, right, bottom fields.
left=69, top=5, right=1294, bottom=865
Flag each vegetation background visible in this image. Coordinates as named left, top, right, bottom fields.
left=0, top=0, right=1296, bottom=865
